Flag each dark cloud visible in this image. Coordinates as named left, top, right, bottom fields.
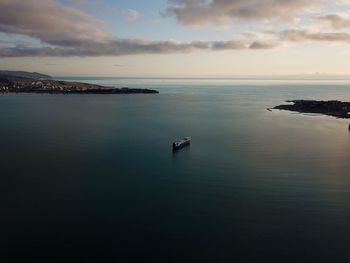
left=314, top=13, right=350, bottom=29
left=0, top=38, right=278, bottom=57
left=165, top=0, right=326, bottom=27
left=280, top=29, right=350, bottom=42
left=249, top=41, right=279, bottom=49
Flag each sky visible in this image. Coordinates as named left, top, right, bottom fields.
left=1, top=0, right=350, bottom=77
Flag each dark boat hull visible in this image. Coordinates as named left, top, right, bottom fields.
left=172, top=138, right=191, bottom=151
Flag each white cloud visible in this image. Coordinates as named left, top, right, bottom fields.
left=125, top=9, right=140, bottom=22
left=0, top=0, right=108, bottom=47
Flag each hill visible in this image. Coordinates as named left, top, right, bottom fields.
left=0, top=71, right=52, bottom=79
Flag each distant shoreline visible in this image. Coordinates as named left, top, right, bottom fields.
left=0, top=74, right=159, bottom=95
left=273, top=100, right=350, bottom=119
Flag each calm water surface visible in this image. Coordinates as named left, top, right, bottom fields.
left=1, top=78, right=350, bottom=262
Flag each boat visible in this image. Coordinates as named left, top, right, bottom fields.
left=173, top=137, right=191, bottom=151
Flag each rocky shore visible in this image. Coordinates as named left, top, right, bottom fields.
left=0, top=75, right=159, bottom=94
left=273, top=100, right=350, bottom=119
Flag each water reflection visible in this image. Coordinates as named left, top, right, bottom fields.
left=172, top=144, right=191, bottom=160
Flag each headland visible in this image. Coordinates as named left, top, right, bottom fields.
left=273, top=100, right=350, bottom=119
left=0, top=72, right=158, bottom=94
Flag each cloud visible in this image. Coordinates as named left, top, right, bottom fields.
left=314, top=13, right=350, bottom=29
left=46, top=63, right=66, bottom=66
left=1, top=0, right=350, bottom=58
left=0, top=38, right=279, bottom=57
left=336, top=0, right=350, bottom=5
left=125, top=9, right=140, bottom=22
left=0, top=0, right=281, bottom=57
left=63, top=0, right=121, bottom=15
left=280, top=29, right=350, bottom=42
left=164, top=0, right=326, bottom=27
left=0, top=0, right=108, bottom=47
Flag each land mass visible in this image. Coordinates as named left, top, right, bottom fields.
left=0, top=71, right=52, bottom=80
left=0, top=74, right=159, bottom=94
left=273, top=100, right=350, bottom=119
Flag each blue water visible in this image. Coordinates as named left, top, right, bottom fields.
left=1, top=78, right=350, bottom=262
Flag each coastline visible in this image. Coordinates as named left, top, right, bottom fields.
left=273, top=100, right=350, bottom=119
left=0, top=75, right=159, bottom=95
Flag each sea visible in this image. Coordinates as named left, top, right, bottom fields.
left=1, top=77, right=350, bottom=262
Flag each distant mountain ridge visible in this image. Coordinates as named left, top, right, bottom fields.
left=0, top=71, right=52, bottom=79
